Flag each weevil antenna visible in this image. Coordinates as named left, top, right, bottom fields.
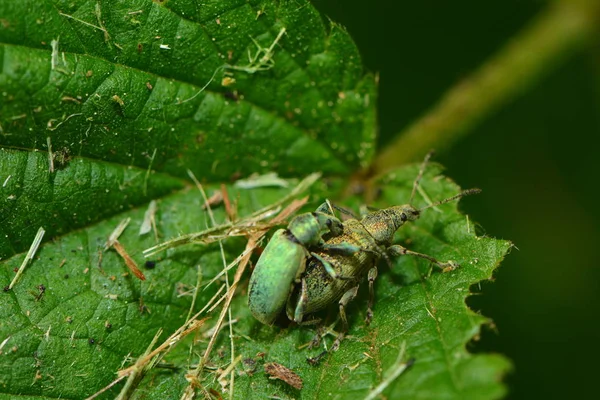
left=332, top=204, right=358, bottom=219
left=410, top=150, right=435, bottom=205
left=419, top=188, right=482, bottom=211
left=325, top=199, right=335, bottom=215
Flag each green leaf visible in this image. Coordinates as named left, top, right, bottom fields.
left=0, top=1, right=510, bottom=399
left=0, top=0, right=376, bottom=182
left=126, top=165, right=512, bottom=400
left=0, top=180, right=312, bottom=399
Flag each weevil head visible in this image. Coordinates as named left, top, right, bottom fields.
left=288, top=212, right=343, bottom=246
left=325, top=217, right=344, bottom=237
left=361, top=188, right=482, bottom=245
left=391, top=204, right=421, bottom=224
left=361, top=204, right=420, bottom=245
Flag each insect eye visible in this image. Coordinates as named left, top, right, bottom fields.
left=400, top=213, right=408, bottom=222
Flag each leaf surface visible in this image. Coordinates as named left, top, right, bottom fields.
left=131, top=165, right=512, bottom=400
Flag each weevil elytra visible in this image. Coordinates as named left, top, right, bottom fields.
left=286, top=157, right=481, bottom=357
left=247, top=204, right=359, bottom=325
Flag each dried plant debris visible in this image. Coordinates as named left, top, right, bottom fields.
left=264, top=362, right=303, bottom=390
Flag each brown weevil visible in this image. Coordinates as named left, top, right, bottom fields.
left=287, top=156, right=480, bottom=359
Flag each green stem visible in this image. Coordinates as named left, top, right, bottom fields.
left=370, top=0, right=599, bottom=178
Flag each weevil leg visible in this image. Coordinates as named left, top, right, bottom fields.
left=365, top=267, right=378, bottom=325
left=307, top=350, right=327, bottom=365
left=311, top=253, right=354, bottom=280
left=331, top=285, right=359, bottom=352
left=388, top=244, right=459, bottom=271
left=293, top=278, right=309, bottom=323
left=309, top=325, right=324, bottom=349
left=288, top=278, right=323, bottom=325
left=289, top=279, right=323, bottom=351
left=311, top=243, right=379, bottom=281
left=320, top=242, right=361, bottom=254
left=307, top=286, right=359, bottom=366
left=380, top=249, right=393, bottom=268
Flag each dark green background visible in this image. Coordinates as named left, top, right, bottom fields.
left=315, top=1, right=600, bottom=398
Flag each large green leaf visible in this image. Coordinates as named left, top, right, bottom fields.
left=0, top=0, right=376, bottom=256
left=0, top=1, right=510, bottom=399
left=0, top=0, right=375, bottom=179
left=128, top=165, right=512, bottom=400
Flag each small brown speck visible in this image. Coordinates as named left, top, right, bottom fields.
left=223, top=90, right=239, bottom=101
left=201, top=190, right=223, bottom=210
left=243, top=358, right=257, bottom=375
left=264, top=362, right=303, bottom=390
left=229, top=171, right=242, bottom=182
left=35, top=284, right=46, bottom=301
left=208, top=389, right=221, bottom=398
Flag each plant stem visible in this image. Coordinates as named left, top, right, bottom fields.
left=369, top=0, right=600, bottom=178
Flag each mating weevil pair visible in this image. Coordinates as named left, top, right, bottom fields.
left=247, top=202, right=360, bottom=325
left=247, top=157, right=480, bottom=358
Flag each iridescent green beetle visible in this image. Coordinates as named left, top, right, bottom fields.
left=247, top=203, right=359, bottom=325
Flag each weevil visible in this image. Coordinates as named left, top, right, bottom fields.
left=247, top=202, right=359, bottom=325
left=287, top=160, right=481, bottom=358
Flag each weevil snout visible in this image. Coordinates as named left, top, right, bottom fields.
left=374, top=205, right=421, bottom=232
left=397, top=205, right=420, bottom=223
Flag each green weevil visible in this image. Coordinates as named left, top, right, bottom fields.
left=247, top=203, right=359, bottom=325
left=287, top=184, right=480, bottom=356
